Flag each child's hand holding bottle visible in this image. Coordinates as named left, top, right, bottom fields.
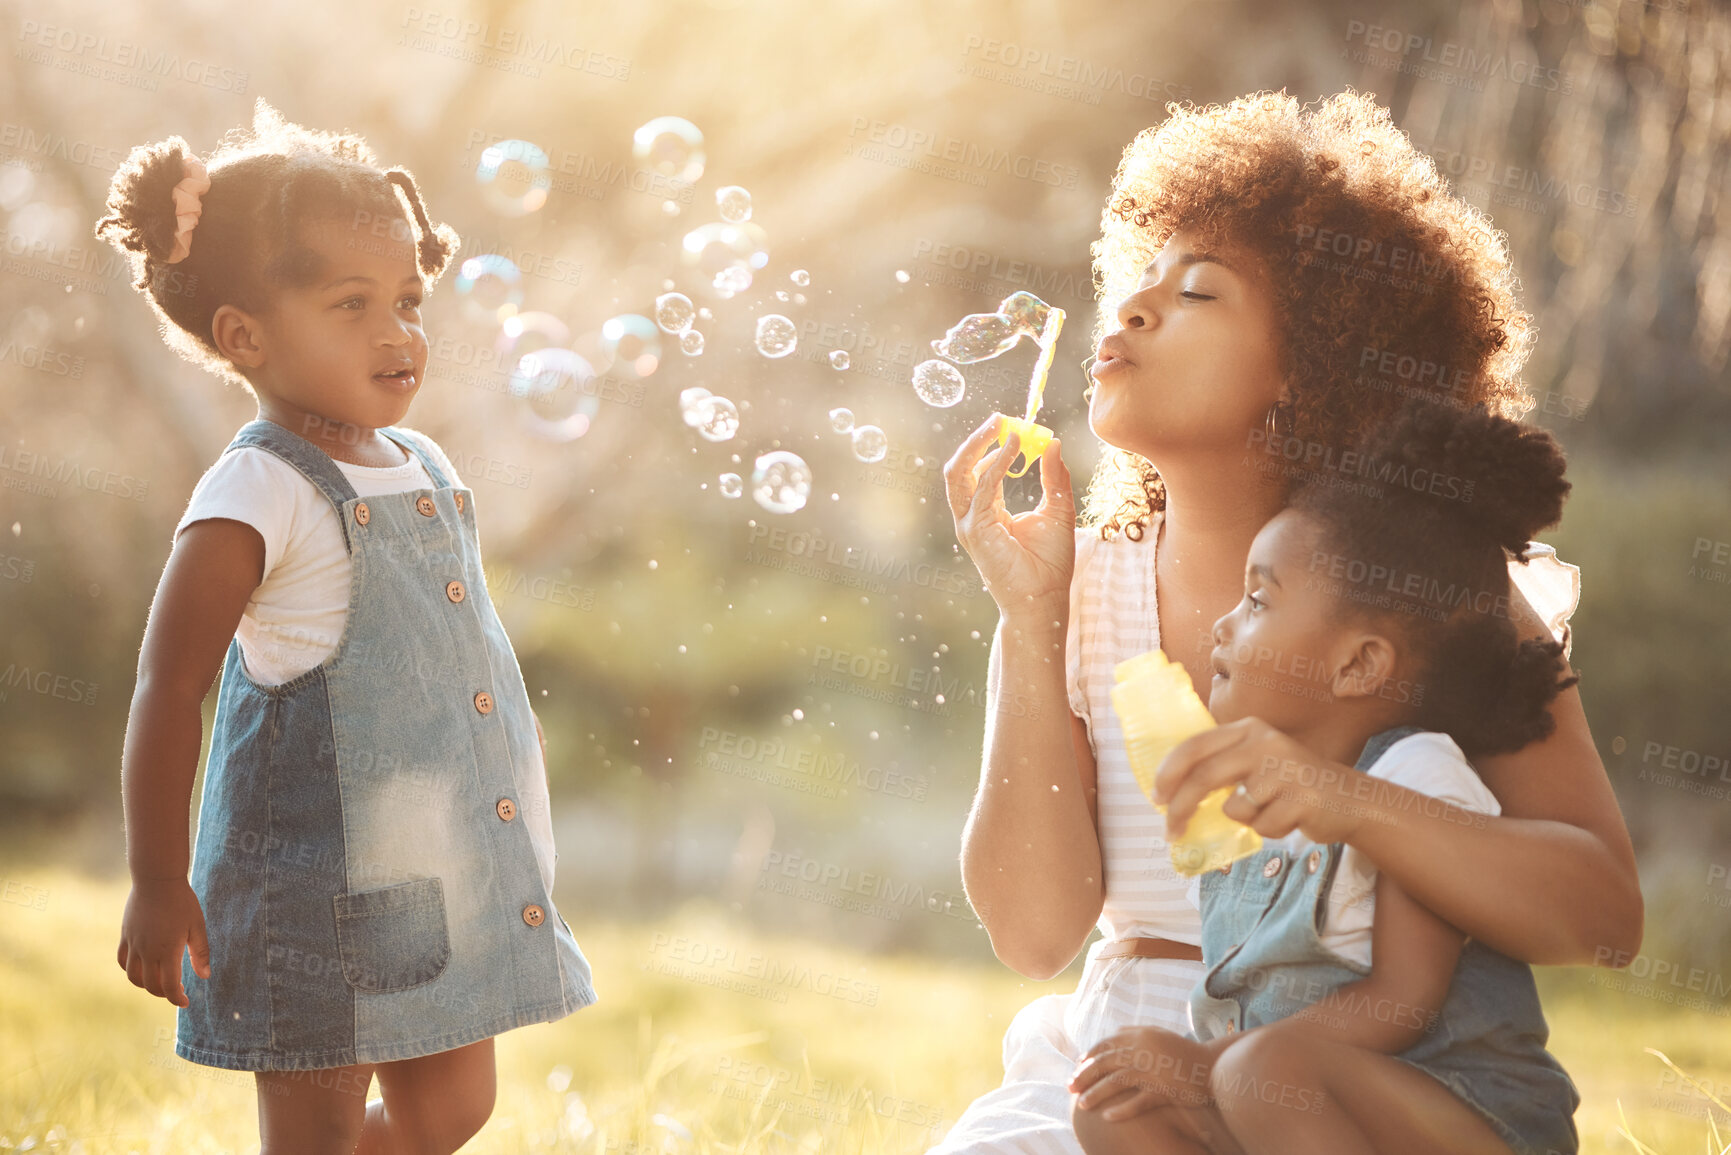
left=1111, top=650, right=1264, bottom=876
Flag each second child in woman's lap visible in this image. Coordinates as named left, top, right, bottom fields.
left=1068, top=403, right=1582, bottom=1155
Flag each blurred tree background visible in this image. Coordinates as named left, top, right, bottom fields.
left=1, top=0, right=1728, bottom=976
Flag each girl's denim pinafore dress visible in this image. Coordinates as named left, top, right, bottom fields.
left=176, top=419, right=596, bottom=1071
left=1189, top=726, right=1579, bottom=1155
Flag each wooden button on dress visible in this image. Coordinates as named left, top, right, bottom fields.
left=522, top=904, right=545, bottom=927
left=496, top=798, right=517, bottom=822
left=1262, top=856, right=1284, bottom=878
left=474, top=690, right=494, bottom=715
left=454, top=492, right=465, bottom=513
left=446, top=580, right=466, bottom=603
left=1306, top=849, right=1322, bottom=874
left=416, top=494, right=436, bottom=517
left=354, top=502, right=370, bottom=525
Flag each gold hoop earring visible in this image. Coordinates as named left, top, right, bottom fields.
left=1264, top=400, right=1294, bottom=440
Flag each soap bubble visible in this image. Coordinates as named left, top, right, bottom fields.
left=895, top=269, right=911, bottom=283
left=679, top=387, right=712, bottom=426
left=632, top=117, right=705, bottom=184
left=790, top=269, right=810, bottom=286
left=681, top=221, right=770, bottom=283
left=828, top=407, right=855, bottom=433
left=715, top=185, right=752, bottom=223
left=598, top=314, right=661, bottom=378
left=751, top=451, right=812, bottom=514
left=912, top=359, right=965, bottom=407
left=774, top=290, right=789, bottom=302
left=828, top=350, right=849, bottom=370
left=509, top=347, right=600, bottom=441
left=654, top=292, right=695, bottom=334
left=851, top=425, right=888, bottom=463
left=454, top=254, right=525, bottom=324
left=931, top=290, right=1051, bottom=362
left=754, top=314, right=797, bottom=358
left=496, top=311, right=571, bottom=366
left=475, top=139, right=552, bottom=217
left=713, top=266, right=752, bottom=296
left=679, top=329, right=704, bottom=355
left=661, top=199, right=680, bottom=216
left=999, top=290, right=1050, bottom=333
left=718, top=473, right=743, bottom=498
left=0, top=166, right=34, bottom=212
left=692, top=395, right=740, bottom=442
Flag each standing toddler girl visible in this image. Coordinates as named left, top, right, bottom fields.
left=100, top=99, right=595, bottom=1154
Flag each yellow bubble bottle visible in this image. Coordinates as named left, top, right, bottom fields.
left=997, top=417, right=1055, bottom=477
left=1109, top=650, right=1263, bottom=877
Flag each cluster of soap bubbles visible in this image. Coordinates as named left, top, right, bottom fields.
left=679, top=386, right=740, bottom=442
left=912, top=291, right=1057, bottom=409
left=472, top=118, right=818, bottom=515
left=655, top=292, right=704, bottom=356
left=682, top=221, right=770, bottom=297
left=820, top=405, right=886, bottom=463
left=501, top=311, right=600, bottom=443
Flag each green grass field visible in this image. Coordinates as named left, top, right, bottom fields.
left=2, top=868, right=1726, bottom=1154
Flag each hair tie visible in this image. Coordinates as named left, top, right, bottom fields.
left=163, top=154, right=211, bottom=264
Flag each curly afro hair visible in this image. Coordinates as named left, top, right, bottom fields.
left=94, top=98, right=460, bottom=391
left=1082, top=88, right=1535, bottom=541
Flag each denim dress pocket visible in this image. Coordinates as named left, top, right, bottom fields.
left=333, top=877, right=452, bottom=993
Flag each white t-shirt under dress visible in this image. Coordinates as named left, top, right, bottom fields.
left=172, top=426, right=466, bottom=686
left=927, top=512, right=1580, bottom=1155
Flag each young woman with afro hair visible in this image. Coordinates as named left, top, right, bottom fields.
left=936, top=88, right=1634, bottom=1155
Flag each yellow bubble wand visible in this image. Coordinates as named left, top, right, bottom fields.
left=996, top=305, right=1063, bottom=477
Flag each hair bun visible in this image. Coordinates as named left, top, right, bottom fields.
left=1368, top=401, right=1570, bottom=559
left=93, top=135, right=198, bottom=266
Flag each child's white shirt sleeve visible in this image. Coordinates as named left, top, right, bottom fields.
left=173, top=448, right=309, bottom=583
left=1316, top=731, right=1501, bottom=969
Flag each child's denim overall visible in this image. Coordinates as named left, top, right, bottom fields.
left=1190, top=726, right=1579, bottom=1155
left=176, top=419, right=596, bottom=1070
